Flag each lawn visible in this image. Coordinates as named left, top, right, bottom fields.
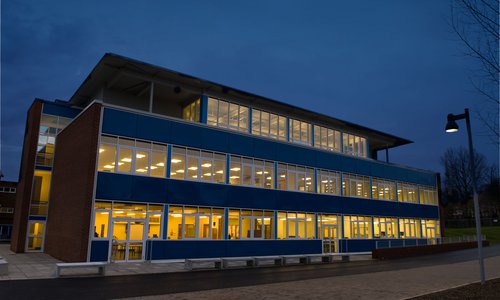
left=445, top=226, right=500, bottom=245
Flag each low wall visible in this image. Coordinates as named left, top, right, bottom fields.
left=372, top=241, right=490, bottom=260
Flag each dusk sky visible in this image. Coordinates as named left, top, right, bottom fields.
left=1, top=0, right=498, bottom=182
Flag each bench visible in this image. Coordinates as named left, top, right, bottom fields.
left=54, top=262, right=107, bottom=277
left=253, top=255, right=283, bottom=267
left=0, top=256, right=8, bottom=276
left=185, top=258, right=222, bottom=271
left=221, top=257, right=255, bottom=268
left=331, top=251, right=372, bottom=262
left=281, top=254, right=309, bottom=265
left=304, top=253, right=333, bottom=264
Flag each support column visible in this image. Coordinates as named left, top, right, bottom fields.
left=200, top=95, right=208, bottom=124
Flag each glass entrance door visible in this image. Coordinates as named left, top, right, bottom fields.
left=26, top=221, right=45, bottom=252
left=111, top=219, right=145, bottom=262
left=322, top=225, right=338, bottom=253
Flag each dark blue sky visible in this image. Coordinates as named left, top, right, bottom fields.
left=1, top=0, right=498, bottom=182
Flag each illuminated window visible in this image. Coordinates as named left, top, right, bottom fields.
left=289, top=118, right=312, bottom=146
left=167, top=206, right=224, bottom=240
left=229, top=209, right=274, bottom=239
left=342, top=133, right=366, bottom=157
left=313, top=125, right=341, bottom=153
left=277, top=211, right=315, bottom=239
left=342, top=173, right=370, bottom=198
left=30, top=170, right=51, bottom=216
left=419, top=186, right=438, bottom=205
left=207, top=97, right=248, bottom=132
left=277, top=163, right=314, bottom=193
left=344, top=215, right=372, bottom=239
left=98, top=136, right=117, bottom=172
left=317, top=169, right=340, bottom=195
left=399, top=218, right=420, bottom=238
left=373, top=217, right=398, bottom=238
left=371, top=178, right=396, bottom=201
left=421, top=219, right=440, bottom=238
left=171, top=146, right=225, bottom=183
left=182, top=98, right=200, bottom=122
left=397, top=182, right=418, bottom=203
left=229, top=155, right=274, bottom=189
left=252, top=109, right=288, bottom=141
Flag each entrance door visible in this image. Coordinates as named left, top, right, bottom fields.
left=26, top=221, right=45, bottom=252
left=322, top=225, right=338, bottom=253
left=111, top=219, right=145, bottom=262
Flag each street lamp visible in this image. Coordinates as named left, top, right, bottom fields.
left=445, top=108, right=485, bottom=285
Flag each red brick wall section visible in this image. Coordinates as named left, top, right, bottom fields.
left=44, top=103, right=102, bottom=262
left=10, top=101, right=43, bottom=253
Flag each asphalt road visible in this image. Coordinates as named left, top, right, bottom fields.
left=1, top=245, right=499, bottom=300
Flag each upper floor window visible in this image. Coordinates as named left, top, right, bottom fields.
left=97, top=135, right=167, bottom=178
left=170, top=146, right=226, bottom=183
left=289, top=118, right=312, bottom=146
left=342, top=173, right=370, bottom=199
left=182, top=98, right=200, bottom=122
left=229, top=155, right=274, bottom=188
left=343, top=133, right=366, bottom=158
left=371, top=178, right=396, bottom=201
left=207, top=97, right=248, bottom=132
left=36, top=114, right=72, bottom=166
left=251, top=109, right=287, bottom=141
left=277, top=163, right=315, bottom=193
left=397, top=182, right=418, bottom=203
left=313, top=125, right=341, bottom=153
left=317, top=169, right=340, bottom=195
left=419, top=186, right=438, bottom=206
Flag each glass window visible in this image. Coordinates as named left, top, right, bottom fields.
left=343, top=133, right=366, bottom=157
left=421, top=219, right=440, bottom=238
left=399, top=218, right=421, bottom=238
left=168, top=206, right=225, bottom=240
left=183, top=99, right=201, bottom=122
left=373, top=217, right=398, bottom=238
left=207, top=98, right=249, bottom=132
left=118, top=147, right=133, bottom=173
left=397, top=182, right=418, bottom=203
left=230, top=209, right=274, bottom=239
left=277, top=211, right=314, bottom=239
left=229, top=155, right=274, bottom=189
left=317, top=170, right=340, bottom=195
left=344, top=215, right=372, bottom=239
left=98, top=143, right=117, bottom=172
left=342, top=173, right=370, bottom=198
left=151, top=146, right=167, bottom=178
left=29, top=170, right=51, bottom=216
left=372, top=178, right=396, bottom=201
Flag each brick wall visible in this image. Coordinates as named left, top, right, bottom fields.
left=44, top=103, right=102, bottom=262
left=10, top=101, right=43, bottom=252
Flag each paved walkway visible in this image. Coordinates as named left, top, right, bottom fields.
left=123, top=255, right=500, bottom=300
left=1, top=243, right=500, bottom=299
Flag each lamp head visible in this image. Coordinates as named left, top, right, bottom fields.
left=445, top=114, right=459, bottom=133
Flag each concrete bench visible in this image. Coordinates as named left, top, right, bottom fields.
left=0, top=257, right=8, bottom=276
left=331, top=252, right=372, bottom=262
left=221, top=257, right=255, bottom=268
left=253, top=255, right=283, bottom=267
left=281, top=254, right=309, bottom=265
left=304, top=253, right=333, bottom=264
left=185, top=258, right=222, bottom=271
left=55, top=262, right=107, bottom=277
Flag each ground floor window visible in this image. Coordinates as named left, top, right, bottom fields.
left=228, top=209, right=274, bottom=239
left=399, top=218, right=421, bottom=238
left=373, top=217, right=398, bottom=238
left=421, top=219, right=440, bottom=238
left=277, top=211, right=315, bottom=239
left=344, top=215, right=372, bottom=239
left=168, top=206, right=224, bottom=240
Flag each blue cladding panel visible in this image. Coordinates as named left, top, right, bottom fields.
left=42, top=102, right=81, bottom=118
left=90, top=240, right=109, bottom=262
left=146, top=239, right=322, bottom=260
left=102, top=108, right=437, bottom=186
left=96, top=173, right=439, bottom=219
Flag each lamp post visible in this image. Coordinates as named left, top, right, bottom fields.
left=445, top=108, right=485, bottom=285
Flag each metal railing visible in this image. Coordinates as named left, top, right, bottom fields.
left=375, top=235, right=486, bottom=249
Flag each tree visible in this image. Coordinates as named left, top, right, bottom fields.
left=440, top=147, right=491, bottom=203
left=450, top=0, right=499, bottom=142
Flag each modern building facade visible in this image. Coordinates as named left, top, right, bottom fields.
left=11, top=53, right=441, bottom=262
